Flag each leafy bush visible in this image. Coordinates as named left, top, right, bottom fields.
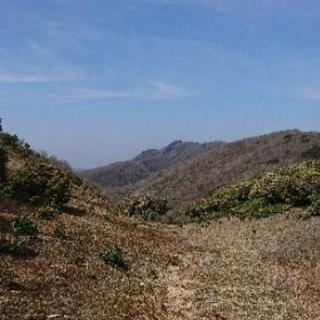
left=186, top=161, right=320, bottom=221
left=5, top=161, right=71, bottom=207
left=0, top=147, right=7, bottom=184
left=301, top=135, right=311, bottom=143
left=100, top=246, right=125, bottom=268
left=53, top=222, right=68, bottom=239
left=302, top=146, right=320, bottom=159
left=284, top=134, right=293, bottom=143
left=0, top=133, right=19, bottom=147
left=11, top=217, right=39, bottom=237
left=38, top=205, right=59, bottom=220
left=309, top=198, right=320, bottom=216
left=124, top=194, right=169, bottom=221
left=0, top=234, right=30, bottom=257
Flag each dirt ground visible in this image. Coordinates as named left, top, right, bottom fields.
left=1, top=210, right=320, bottom=320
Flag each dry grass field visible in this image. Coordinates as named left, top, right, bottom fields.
left=1, top=206, right=320, bottom=319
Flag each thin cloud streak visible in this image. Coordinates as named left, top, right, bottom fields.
left=300, top=89, right=320, bottom=101
left=133, top=0, right=320, bottom=19
left=54, top=82, right=192, bottom=100
left=0, top=73, right=83, bottom=84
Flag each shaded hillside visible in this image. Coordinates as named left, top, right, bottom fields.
left=0, top=133, right=109, bottom=216
left=80, top=140, right=223, bottom=187
left=127, top=130, right=320, bottom=214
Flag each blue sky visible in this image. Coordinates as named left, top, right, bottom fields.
left=1, top=0, right=320, bottom=168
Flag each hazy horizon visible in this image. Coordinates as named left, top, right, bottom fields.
left=1, top=1, right=320, bottom=168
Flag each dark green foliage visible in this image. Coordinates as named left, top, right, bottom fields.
left=302, top=146, right=320, bottom=159
left=11, top=217, right=39, bottom=237
left=5, top=161, right=71, bottom=207
left=0, top=133, right=19, bottom=147
left=124, top=194, right=169, bottom=220
left=186, top=161, right=320, bottom=221
left=0, top=147, right=7, bottom=184
left=309, top=198, right=320, bottom=216
left=24, top=143, right=31, bottom=149
left=38, top=205, right=59, bottom=220
left=284, top=134, right=293, bottom=143
left=100, top=246, right=125, bottom=268
left=0, top=234, right=30, bottom=258
left=301, top=135, right=311, bottom=143
left=53, top=222, right=68, bottom=239
left=0, top=268, right=14, bottom=279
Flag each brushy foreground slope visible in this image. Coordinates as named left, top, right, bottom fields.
left=1, top=133, right=320, bottom=319
left=186, top=161, right=320, bottom=221
left=2, top=211, right=320, bottom=319
left=127, top=130, right=320, bottom=215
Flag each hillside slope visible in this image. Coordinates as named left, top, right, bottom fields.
left=81, top=140, right=223, bottom=188
left=127, top=130, right=320, bottom=214
left=1, top=133, right=320, bottom=319
left=186, top=160, right=320, bottom=221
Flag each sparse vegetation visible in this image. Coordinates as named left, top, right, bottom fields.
left=81, top=140, right=223, bottom=187
left=186, top=161, right=320, bottom=221
left=38, top=205, right=59, bottom=220
left=53, top=222, right=68, bottom=239
left=2, top=130, right=320, bottom=319
left=284, top=133, right=293, bottom=143
left=0, top=133, right=19, bottom=147
left=124, top=194, right=169, bottom=220
left=0, top=234, right=30, bottom=258
left=309, top=198, right=320, bottom=216
left=111, top=130, right=320, bottom=218
left=11, top=217, right=39, bottom=237
left=0, top=147, right=7, bottom=184
left=4, top=161, right=71, bottom=207
left=302, top=146, right=320, bottom=159
left=100, top=246, right=125, bottom=268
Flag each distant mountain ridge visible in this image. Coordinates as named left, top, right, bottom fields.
left=80, top=140, right=224, bottom=187
left=128, top=130, right=320, bottom=214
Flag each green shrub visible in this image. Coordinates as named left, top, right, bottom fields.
left=100, top=246, right=125, bottom=268
left=301, top=135, right=311, bottom=143
left=53, top=223, right=68, bottom=239
left=0, top=133, right=19, bottom=147
left=283, top=134, right=293, bottom=143
left=0, top=234, right=29, bottom=257
left=11, top=217, right=39, bottom=237
left=38, top=205, right=59, bottom=220
left=186, top=161, right=320, bottom=221
left=5, top=161, right=71, bottom=207
left=0, top=147, right=7, bottom=184
left=124, top=194, right=169, bottom=221
left=309, top=198, right=320, bottom=216
left=302, top=147, right=320, bottom=159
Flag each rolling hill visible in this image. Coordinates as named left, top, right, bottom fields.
left=122, top=130, right=320, bottom=215
left=80, top=140, right=223, bottom=188
left=2, top=132, right=320, bottom=319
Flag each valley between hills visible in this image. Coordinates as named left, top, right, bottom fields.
left=1, top=130, right=320, bottom=319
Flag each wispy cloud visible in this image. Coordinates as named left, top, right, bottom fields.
left=300, top=87, right=320, bottom=101
left=133, top=0, right=320, bottom=19
left=0, top=72, right=85, bottom=84
left=55, top=82, right=191, bottom=100
left=0, top=60, right=87, bottom=84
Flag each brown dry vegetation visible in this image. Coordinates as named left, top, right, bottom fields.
left=2, top=132, right=320, bottom=319
left=2, top=203, right=320, bottom=319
